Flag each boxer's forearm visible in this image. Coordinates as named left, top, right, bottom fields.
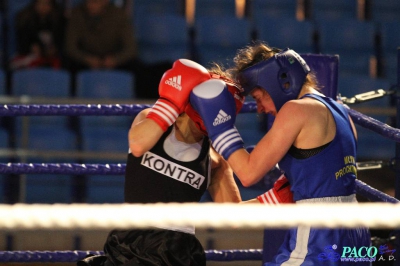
left=128, top=109, right=164, bottom=157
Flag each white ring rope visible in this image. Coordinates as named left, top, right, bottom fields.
left=1, top=202, right=399, bottom=230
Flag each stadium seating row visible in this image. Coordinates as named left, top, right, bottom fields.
left=0, top=14, right=398, bottom=82
left=1, top=0, right=400, bottom=80
left=0, top=68, right=134, bottom=98
left=131, top=0, right=400, bottom=23
left=138, top=15, right=399, bottom=82
left=17, top=68, right=134, bottom=98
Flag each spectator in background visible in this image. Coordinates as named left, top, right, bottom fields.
left=64, top=0, right=137, bottom=73
left=11, top=0, right=65, bottom=70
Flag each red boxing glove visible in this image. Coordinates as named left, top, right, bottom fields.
left=147, top=59, right=211, bottom=131
left=257, top=175, right=295, bottom=204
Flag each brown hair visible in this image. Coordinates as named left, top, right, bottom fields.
left=207, top=62, right=232, bottom=79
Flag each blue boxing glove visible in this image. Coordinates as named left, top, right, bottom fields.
left=190, top=79, right=244, bottom=159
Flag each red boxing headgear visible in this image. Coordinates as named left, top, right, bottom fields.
left=185, top=74, right=245, bottom=135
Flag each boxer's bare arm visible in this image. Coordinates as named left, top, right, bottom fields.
left=208, top=148, right=242, bottom=203
left=128, top=109, right=165, bottom=157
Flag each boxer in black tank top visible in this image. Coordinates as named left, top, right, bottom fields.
left=77, top=61, right=246, bottom=266
left=78, top=109, right=242, bottom=266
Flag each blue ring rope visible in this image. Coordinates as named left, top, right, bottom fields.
left=0, top=103, right=397, bottom=142
left=0, top=163, right=397, bottom=203
left=0, top=102, right=254, bottom=116
left=0, top=249, right=263, bottom=262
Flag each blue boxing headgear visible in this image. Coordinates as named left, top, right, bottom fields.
left=237, top=48, right=311, bottom=111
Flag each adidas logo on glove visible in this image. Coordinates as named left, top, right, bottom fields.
left=165, top=75, right=182, bottom=91
left=213, top=109, right=231, bottom=126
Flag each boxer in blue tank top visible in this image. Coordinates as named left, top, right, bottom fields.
left=275, top=93, right=371, bottom=266
left=189, top=42, right=372, bottom=265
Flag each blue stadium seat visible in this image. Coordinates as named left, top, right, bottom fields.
left=380, top=21, right=400, bottom=85
left=338, top=75, right=393, bottom=160
left=250, top=0, right=298, bottom=23
left=80, top=125, right=127, bottom=203
left=311, top=0, right=358, bottom=21
left=66, top=0, right=126, bottom=9
left=85, top=174, right=125, bottom=203
left=25, top=174, right=73, bottom=203
left=12, top=60, right=75, bottom=153
left=194, top=16, right=252, bottom=67
left=0, top=12, right=3, bottom=67
left=0, top=127, right=9, bottom=149
left=135, top=14, right=190, bottom=65
left=12, top=68, right=71, bottom=97
left=16, top=124, right=78, bottom=203
left=132, top=0, right=184, bottom=22
left=356, top=120, right=395, bottom=161
left=16, top=125, right=78, bottom=151
left=0, top=69, right=5, bottom=95
left=194, top=0, right=236, bottom=19
left=371, top=0, right=400, bottom=23
left=79, top=115, right=132, bottom=147
left=64, top=0, right=83, bottom=8
left=4, top=0, right=32, bottom=59
left=14, top=115, right=76, bottom=155
left=81, top=127, right=129, bottom=153
left=80, top=115, right=132, bottom=130
left=11, top=68, right=76, bottom=186
left=0, top=175, right=5, bottom=203
left=76, top=70, right=135, bottom=99
left=317, top=19, right=377, bottom=77
left=255, top=18, right=316, bottom=54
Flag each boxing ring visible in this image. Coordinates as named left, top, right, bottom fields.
left=0, top=51, right=400, bottom=265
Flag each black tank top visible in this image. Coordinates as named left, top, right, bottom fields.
left=124, top=126, right=211, bottom=203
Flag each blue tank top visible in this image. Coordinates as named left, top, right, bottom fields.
left=279, top=94, right=357, bottom=201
